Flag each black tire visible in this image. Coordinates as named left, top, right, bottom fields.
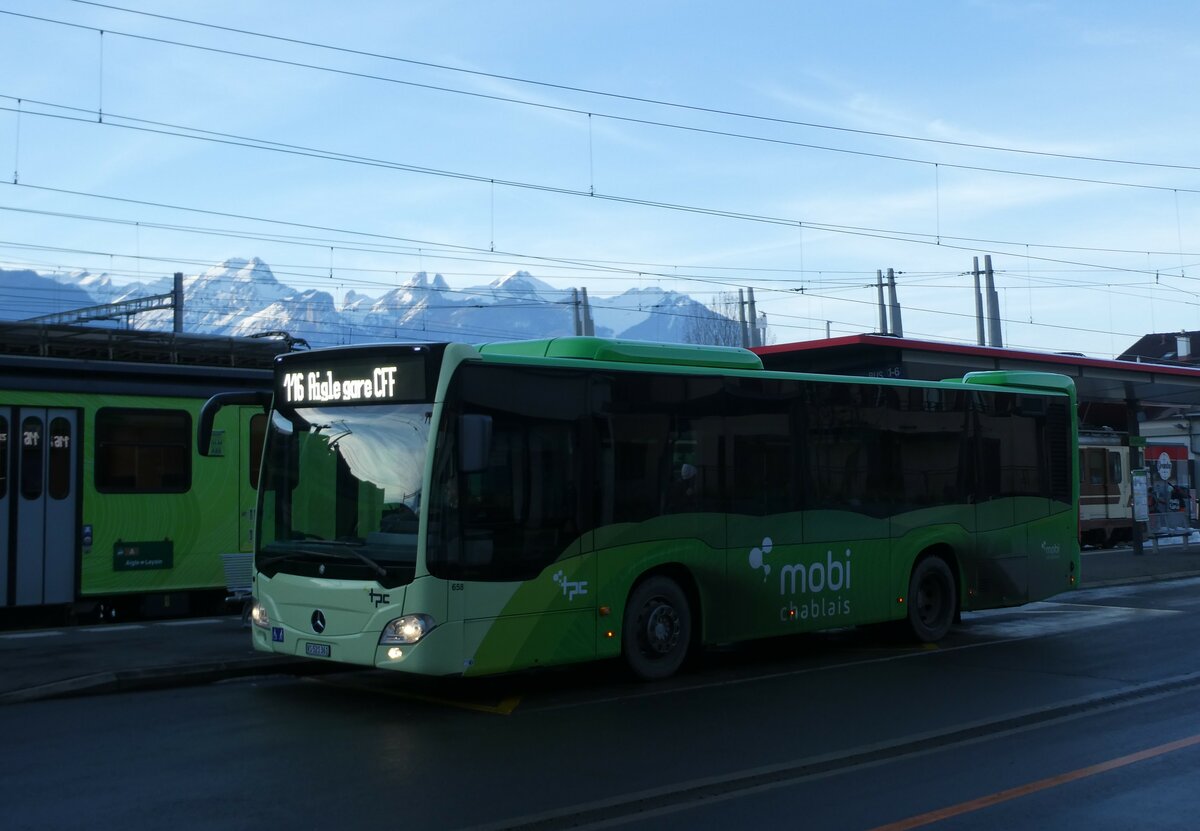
left=907, top=556, right=956, bottom=642
left=622, top=576, right=692, bottom=681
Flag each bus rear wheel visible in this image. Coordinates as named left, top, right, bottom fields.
left=907, top=556, right=956, bottom=642
left=623, top=576, right=691, bottom=681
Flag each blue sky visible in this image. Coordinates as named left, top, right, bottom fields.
left=2, top=0, right=1200, bottom=356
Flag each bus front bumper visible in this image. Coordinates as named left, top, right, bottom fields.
left=250, top=598, right=465, bottom=677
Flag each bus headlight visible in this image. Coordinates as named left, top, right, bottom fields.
left=249, top=602, right=270, bottom=629
left=380, top=614, right=435, bottom=645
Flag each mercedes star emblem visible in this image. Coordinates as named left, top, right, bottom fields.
left=311, top=610, right=326, bottom=634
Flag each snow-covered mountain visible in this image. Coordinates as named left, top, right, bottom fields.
left=0, top=269, right=96, bottom=320
left=0, top=258, right=739, bottom=348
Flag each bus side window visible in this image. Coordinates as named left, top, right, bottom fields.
left=892, top=386, right=969, bottom=510
left=805, top=382, right=897, bottom=515
left=599, top=372, right=677, bottom=524
left=725, top=376, right=798, bottom=516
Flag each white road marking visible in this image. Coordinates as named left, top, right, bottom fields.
left=961, top=601, right=1182, bottom=640
left=77, top=624, right=145, bottom=633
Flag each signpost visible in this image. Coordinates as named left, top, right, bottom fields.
left=1132, top=469, right=1149, bottom=523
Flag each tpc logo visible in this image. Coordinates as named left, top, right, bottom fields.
left=552, top=569, right=588, bottom=601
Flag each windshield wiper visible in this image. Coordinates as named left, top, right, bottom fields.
left=258, top=543, right=387, bottom=578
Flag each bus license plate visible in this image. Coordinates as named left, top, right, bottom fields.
left=305, top=642, right=332, bottom=658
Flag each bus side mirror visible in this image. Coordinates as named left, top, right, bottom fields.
left=198, top=391, right=273, bottom=456
left=458, top=414, right=493, bottom=473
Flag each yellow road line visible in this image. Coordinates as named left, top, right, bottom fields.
left=868, top=732, right=1200, bottom=831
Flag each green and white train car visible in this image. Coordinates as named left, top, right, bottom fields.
left=0, top=323, right=286, bottom=620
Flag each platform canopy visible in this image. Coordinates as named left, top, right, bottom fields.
left=754, top=334, right=1200, bottom=434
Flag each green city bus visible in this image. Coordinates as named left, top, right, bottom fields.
left=203, top=336, right=1079, bottom=680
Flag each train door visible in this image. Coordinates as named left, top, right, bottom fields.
left=1, top=407, right=80, bottom=607
left=238, top=408, right=267, bottom=552
left=1079, top=444, right=1129, bottom=546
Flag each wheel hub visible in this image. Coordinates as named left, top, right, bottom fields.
left=918, top=580, right=943, bottom=624
left=643, top=602, right=679, bottom=655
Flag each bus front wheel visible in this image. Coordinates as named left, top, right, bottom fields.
left=907, top=556, right=956, bottom=642
left=622, top=576, right=691, bottom=681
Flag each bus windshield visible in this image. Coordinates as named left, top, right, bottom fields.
left=257, top=402, right=432, bottom=585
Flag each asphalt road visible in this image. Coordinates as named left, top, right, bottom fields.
left=4, top=576, right=1199, bottom=830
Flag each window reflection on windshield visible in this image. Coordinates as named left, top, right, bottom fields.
left=260, top=403, right=431, bottom=567
left=309, top=405, right=430, bottom=505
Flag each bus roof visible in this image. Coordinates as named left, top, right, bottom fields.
left=275, top=337, right=1074, bottom=402
left=477, top=337, right=1079, bottom=398
left=479, top=336, right=763, bottom=371
left=961, top=370, right=1077, bottom=399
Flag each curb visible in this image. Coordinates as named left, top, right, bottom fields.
left=0, top=656, right=320, bottom=705
left=1080, top=569, right=1200, bottom=590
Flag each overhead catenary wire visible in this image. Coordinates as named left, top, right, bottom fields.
left=55, top=1, right=1200, bottom=175
left=0, top=261, right=1164, bottom=356
left=2, top=176, right=1194, bottom=352
left=0, top=58, right=1194, bottom=197
left=0, top=237, right=1163, bottom=349
left=1, top=29, right=1195, bottom=275
left=4, top=169, right=1197, bottom=288
left=6, top=7, right=1200, bottom=197
left=6, top=200, right=1196, bottom=288
left=2, top=7, right=1192, bottom=215
left=1, top=7, right=1195, bottom=354
left=5, top=91, right=1199, bottom=285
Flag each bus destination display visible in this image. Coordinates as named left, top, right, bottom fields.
left=279, top=359, right=425, bottom=405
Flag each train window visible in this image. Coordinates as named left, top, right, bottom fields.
left=48, top=417, right=72, bottom=500
left=1087, top=449, right=1108, bottom=486
left=20, top=416, right=43, bottom=500
left=95, top=408, right=191, bottom=493
left=0, top=415, right=8, bottom=499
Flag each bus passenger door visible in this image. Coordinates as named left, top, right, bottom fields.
left=3, top=408, right=79, bottom=607
left=973, top=395, right=1028, bottom=606
left=238, top=408, right=267, bottom=552
left=452, top=387, right=594, bottom=675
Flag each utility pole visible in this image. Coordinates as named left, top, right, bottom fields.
left=580, top=287, right=595, bottom=336
left=746, top=287, right=760, bottom=348
left=173, top=272, right=184, bottom=333
left=972, top=257, right=985, bottom=346
left=886, top=268, right=903, bottom=337
left=984, top=255, right=1002, bottom=347
left=571, top=288, right=582, bottom=336
left=876, top=270, right=888, bottom=335
left=738, top=289, right=749, bottom=348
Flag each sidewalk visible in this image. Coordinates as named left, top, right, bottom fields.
left=3, top=543, right=1199, bottom=705
left=0, top=616, right=318, bottom=705
left=1078, top=535, right=1200, bottom=586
